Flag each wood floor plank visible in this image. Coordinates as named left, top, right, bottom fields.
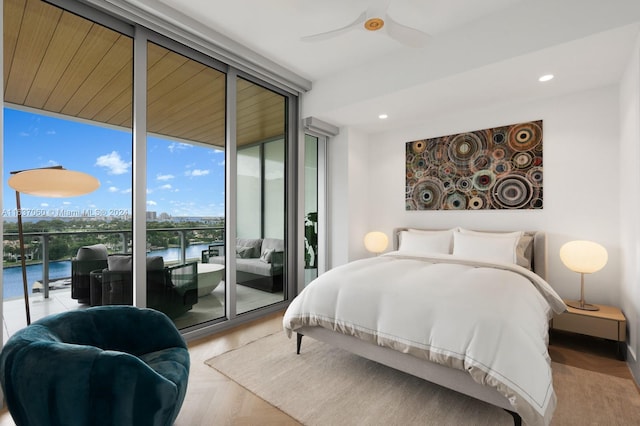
left=0, top=311, right=636, bottom=425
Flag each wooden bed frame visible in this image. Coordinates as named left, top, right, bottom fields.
left=295, top=229, right=549, bottom=426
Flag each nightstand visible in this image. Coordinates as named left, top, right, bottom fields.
left=551, top=301, right=627, bottom=360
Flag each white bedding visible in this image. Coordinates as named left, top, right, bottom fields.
left=283, top=251, right=567, bottom=426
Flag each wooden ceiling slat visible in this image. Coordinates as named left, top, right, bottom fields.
left=43, top=24, right=121, bottom=112
left=236, top=79, right=285, bottom=146
left=146, top=60, right=207, bottom=117
left=113, top=111, right=133, bottom=129
left=147, top=45, right=190, bottom=89
left=78, top=57, right=132, bottom=120
left=238, top=92, right=284, bottom=116
left=5, top=0, right=61, bottom=104
left=150, top=71, right=224, bottom=134
left=147, top=42, right=173, bottom=70
left=3, top=0, right=25, bottom=91
left=238, top=122, right=284, bottom=142
left=24, top=11, right=93, bottom=109
left=186, top=116, right=226, bottom=146
left=150, top=70, right=220, bottom=122
left=4, top=0, right=288, bottom=149
left=89, top=67, right=133, bottom=124
left=62, top=35, right=132, bottom=116
left=153, top=99, right=224, bottom=139
left=170, top=108, right=225, bottom=142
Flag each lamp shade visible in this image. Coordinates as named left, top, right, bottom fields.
left=364, top=231, right=388, bottom=254
left=559, top=240, right=608, bottom=274
left=8, top=168, right=99, bottom=197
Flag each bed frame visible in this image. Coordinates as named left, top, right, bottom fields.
left=296, top=229, right=548, bottom=426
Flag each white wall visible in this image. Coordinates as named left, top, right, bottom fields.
left=331, top=85, right=622, bottom=307
left=327, top=128, right=369, bottom=268
left=619, top=32, right=640, bottom=379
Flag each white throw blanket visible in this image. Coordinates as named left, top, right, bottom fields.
left=283, top=252, right=567, bottom=426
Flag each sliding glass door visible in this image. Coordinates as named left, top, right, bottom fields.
left=145, top=41, right=227, bottom=327
left=235, top=77, right=287, bottom=314
left=2, top=0, right=298, bottom=340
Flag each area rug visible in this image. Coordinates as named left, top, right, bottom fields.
left=205, top=331, right=640, bottom=425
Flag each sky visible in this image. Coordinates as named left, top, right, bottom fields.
left=3, top=108, right=226, bottom=219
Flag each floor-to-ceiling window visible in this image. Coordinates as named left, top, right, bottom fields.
left=2, top=0, right=133, bottom=335
left=304, top=134, right=319, bottom=286
left=2, top=0, right=298, bottom=340
left=302, top=118, right=337, bottom=288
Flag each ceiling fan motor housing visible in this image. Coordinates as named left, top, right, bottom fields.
left=364, top=17, right=385, bottom=31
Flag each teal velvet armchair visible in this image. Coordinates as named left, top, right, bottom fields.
left=0, top=306, right=190, bottom=426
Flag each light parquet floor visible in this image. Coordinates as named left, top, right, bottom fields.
left=174, top=311, right=300, bottom=426
left=0, top=312, right=636, bottom=425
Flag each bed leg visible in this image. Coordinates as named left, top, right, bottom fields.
left=504, top=409, right=522, bottom=426
left=296, top=333, right=303, bottom=354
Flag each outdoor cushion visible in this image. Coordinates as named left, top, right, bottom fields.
left=236, top=238, right=263, bottom=258
left=107, top=254, right=132, bottom=272
left=75, top=244, right=108, bottom=261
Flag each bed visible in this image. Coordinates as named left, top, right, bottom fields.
left=283, top=227, right=567, bottom=426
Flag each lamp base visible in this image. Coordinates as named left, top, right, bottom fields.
left=566, top=300, right=600, bottom=311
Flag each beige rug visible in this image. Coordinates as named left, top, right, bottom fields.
left=205, top=331, right=640, bottom=425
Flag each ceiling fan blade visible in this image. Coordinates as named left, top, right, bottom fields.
left=384, top=15, right=430, bottom=48
left=301, top=11, right=367, bottom=42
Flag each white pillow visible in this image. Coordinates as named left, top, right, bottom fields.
left=458, top=228, right=523, bottom=239
left=398, top=230, right=452, bottom=254
left=452, top=232, right=519, bottom=264
left=457, top=228, right=532, bottom=269
left=408, top=227, right=459, bottom=234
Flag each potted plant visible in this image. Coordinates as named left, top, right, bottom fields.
left=304, top=212, right=318, bottom=269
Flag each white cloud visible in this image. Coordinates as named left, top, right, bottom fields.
left=157, top=174, right=174, bottom=181
left=147, top=200, right=157, bottom=206
left=63, top=201, right=71, bottom=205
left=185, top=169, right=210, bottom=177
left=168, top=142, right=191, bottom=153
left=108, top=186, right=119, bottom=193
left=160, top=184, right=172, bottom=190
left=95, top=151, right=131, bottom=175
left=40, top=202, right=49, bottom=207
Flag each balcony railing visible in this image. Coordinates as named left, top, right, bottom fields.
left=3, top=226, right=224, bottom=299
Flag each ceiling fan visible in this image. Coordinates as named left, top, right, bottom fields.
left=301, top=2, right=430, bottom=48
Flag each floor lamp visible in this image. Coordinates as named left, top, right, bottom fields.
left=8, top=166, right=100, bottom=325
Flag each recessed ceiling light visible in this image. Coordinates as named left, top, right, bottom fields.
left=538, top=74, right=554, bottom=82
left=378, top=114, right=388, bottom=119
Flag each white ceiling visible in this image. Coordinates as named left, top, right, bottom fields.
left=130, top=0, right=640, bottom=134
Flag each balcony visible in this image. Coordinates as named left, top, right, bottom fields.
left=3, top=226, right=284, bottom=343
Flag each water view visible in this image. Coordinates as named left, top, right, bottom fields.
left=2, top=243, right=212, bottom=300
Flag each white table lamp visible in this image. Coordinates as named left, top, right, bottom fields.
left=559, top=240, right=608, bottom=311
left=364, top=231, right=388, bottom=255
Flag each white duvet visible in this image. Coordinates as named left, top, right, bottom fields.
left=283, top=251, right=567, bottom=426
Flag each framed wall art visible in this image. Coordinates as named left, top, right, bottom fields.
left=405, top=120, right=543, bottom=210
